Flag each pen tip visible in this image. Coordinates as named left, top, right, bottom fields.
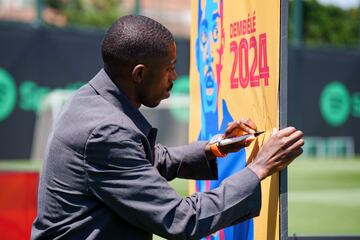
left=254, top=131, right=265, bottom=136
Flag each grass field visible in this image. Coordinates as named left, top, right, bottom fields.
left=1, top=157, right=359, bottom=238
left=288, top=157, right=360, bottom=235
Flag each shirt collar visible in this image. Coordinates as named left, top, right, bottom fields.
left=88, top=69, right=157, bottom=142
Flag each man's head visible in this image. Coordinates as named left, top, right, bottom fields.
left=196, top=0, right=224, bottom=113
left=102, top=15, right=177, bottom=108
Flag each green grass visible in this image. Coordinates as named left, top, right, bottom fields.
left=1, top=157, right=360, bottom=237
left=0, top=160, right=42, bottom=171
left=288, top=157, right=360, bottom=235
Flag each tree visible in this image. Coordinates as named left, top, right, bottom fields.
left=289, top=0, right=360, bottom=48
left=44, top=0, right=122, bottom=28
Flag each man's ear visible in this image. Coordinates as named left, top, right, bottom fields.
left=132, top=64, right=146, bottom=84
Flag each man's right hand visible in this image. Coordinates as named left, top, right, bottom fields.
left=248, top=127, right=304, bottom=180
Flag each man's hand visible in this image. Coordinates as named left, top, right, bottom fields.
left=205, top=118, right=257, bottom=160
left=248, top=127, right=304, bottom=180
left=220, top=118, right=257, bottom=153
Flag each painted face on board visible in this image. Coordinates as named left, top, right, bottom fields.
left=140, top=42, right=178, bottom=108
left=196, top=0, right=224, bottom=113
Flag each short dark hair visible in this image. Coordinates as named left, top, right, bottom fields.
left=101, top=15, right=174, bottom=77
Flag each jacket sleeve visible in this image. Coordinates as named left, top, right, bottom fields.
left=153, top=142, right=218, bottom=181
left=85, top=124, right=261, bottom=240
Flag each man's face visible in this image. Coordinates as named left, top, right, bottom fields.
left=139, top=42, right=178, bottom=108
left=196, top=0, right=223, bottom=113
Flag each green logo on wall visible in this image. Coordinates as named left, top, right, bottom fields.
left=170, top=75, right=189, bottom=123
left=0, top=69, right=17, bottom=122
left=320, top=82, right=351, bottom=127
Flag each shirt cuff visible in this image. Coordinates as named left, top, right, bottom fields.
left=186, top=141, right=218, bottom=180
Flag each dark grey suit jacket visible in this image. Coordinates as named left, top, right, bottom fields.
left=31, top=69, right=261, bottom=240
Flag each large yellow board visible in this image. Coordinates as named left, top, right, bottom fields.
left=189, top=0, right=281, bottom=239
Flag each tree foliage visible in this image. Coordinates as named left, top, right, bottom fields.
left=289, top=0, right=360, bottom=48
left=45, top=0, right=122, bottom=28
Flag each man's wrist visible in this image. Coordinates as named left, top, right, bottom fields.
left=208, top=134, right=228, bottom=158
left=210, top=142, right=228, bottom=157
left=247, top=162, right=267, bottom=180
left=205, top=142, right=217, bottom=161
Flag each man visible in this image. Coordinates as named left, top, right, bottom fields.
left=32, top=15, right=304, bottom=240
